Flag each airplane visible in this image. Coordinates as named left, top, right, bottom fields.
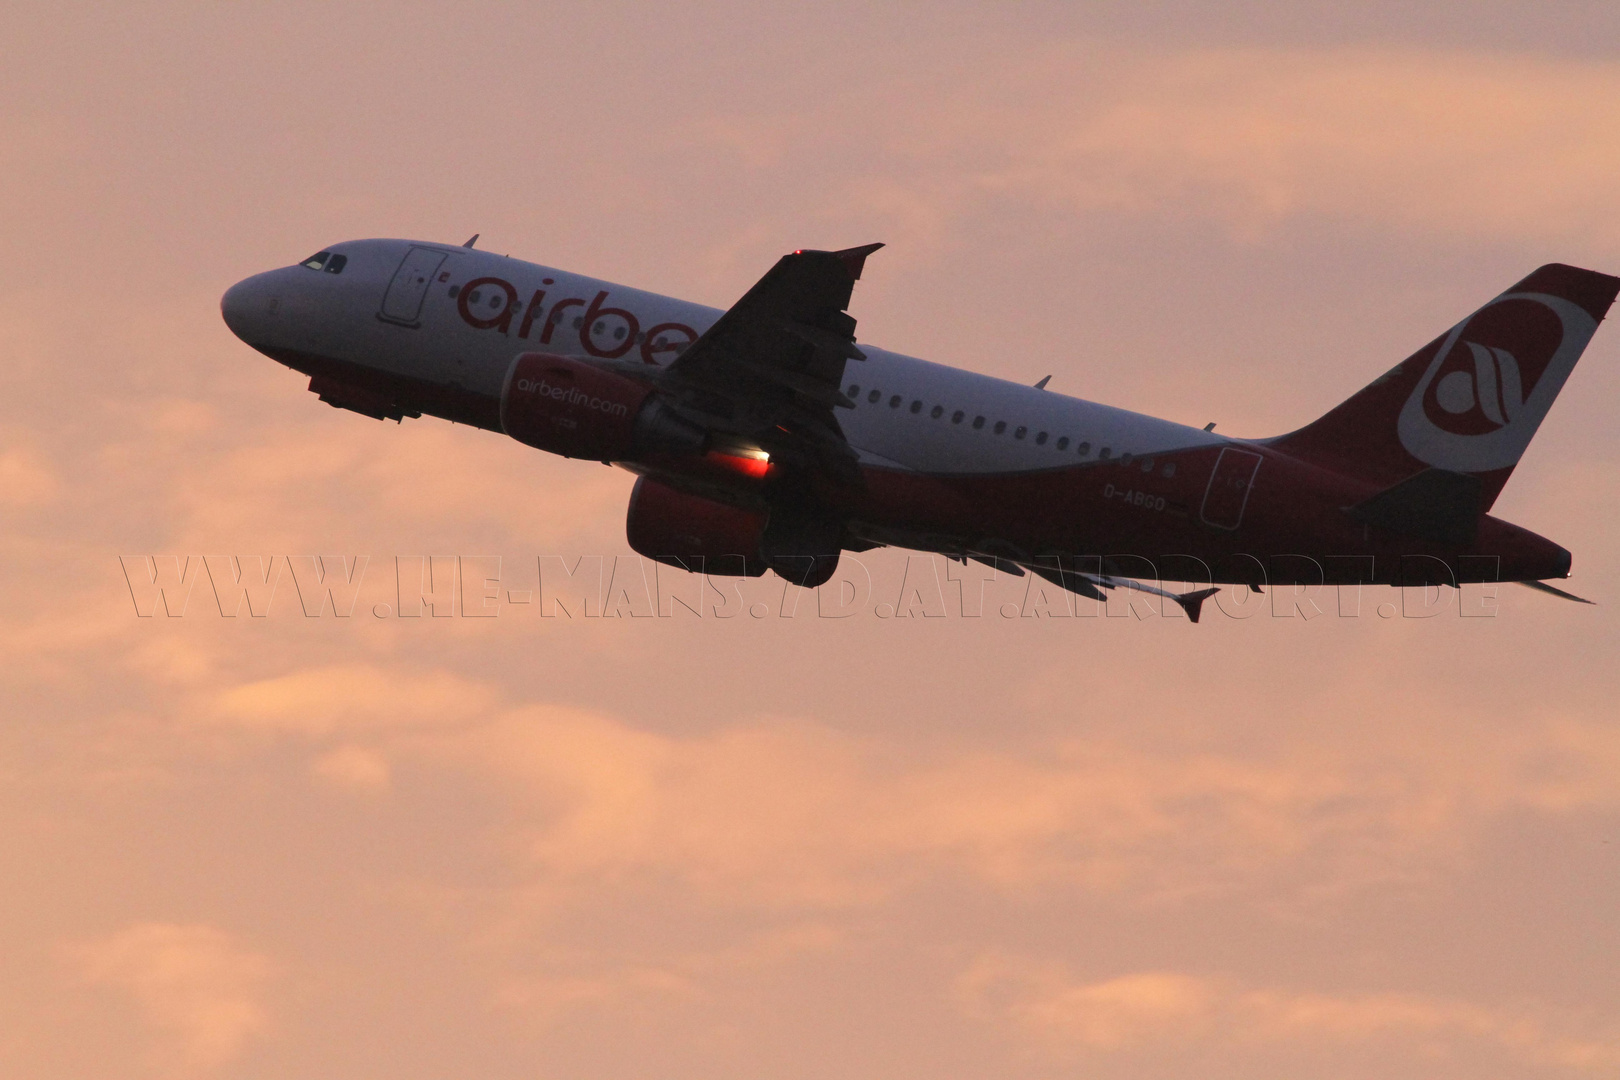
left=219, top=237, right=1616, bottom=622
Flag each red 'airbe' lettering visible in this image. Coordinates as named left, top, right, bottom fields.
left=579, top=291, right=640, bottom=359
left=457, top=276, right=518, bottom=333
left=455, top=276, right=701, bottom=364
left=516, top=289, right=548, bottom=338
left=539, top=298, right=583, bottom=344
left=641, top=321, right=697, bottom=365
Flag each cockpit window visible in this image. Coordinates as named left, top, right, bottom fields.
left=299, top=251, right=348, bottom=274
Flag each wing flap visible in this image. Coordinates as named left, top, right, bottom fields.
left=658, top=243, right=883, bottom=483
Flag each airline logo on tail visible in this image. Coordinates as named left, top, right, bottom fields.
left=1436, top=342, right=1522, bottom=428
left=1398, top=292, right=1598, bottom=473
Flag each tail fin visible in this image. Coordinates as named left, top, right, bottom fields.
left=1271, top=264, right=1619, bottom=510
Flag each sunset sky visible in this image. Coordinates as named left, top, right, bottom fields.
left=4, top=2, right=1620, bottom=1077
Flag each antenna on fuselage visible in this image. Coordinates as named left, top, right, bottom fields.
left=463, top=234, right=480, bottom=248
left=1034, top=376, right=1051, bottom=390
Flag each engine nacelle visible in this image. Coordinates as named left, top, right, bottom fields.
left=626, top=477, right=843, bottom=587
left=627, top=477, right=769, bottom=577
left=501, top=353, right=702, bottom=461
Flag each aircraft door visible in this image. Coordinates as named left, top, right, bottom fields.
left=1200, top=447, right=1262, bottom=530
left=379, top=246, right=448, bottom=327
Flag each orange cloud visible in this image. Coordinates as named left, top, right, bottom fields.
left=0, top=444, right=60, bottom=506
left=958, top=954, right=1620, bottom=1073
left=709, top=45, right=1620, bottom=251
left=392, top=700, right=1620, bottom=909
left=310, top=743, right=392, bottom=791
left=69, top=923, right=273, bottom=1074
left=213, top=664, right=496, bottom=736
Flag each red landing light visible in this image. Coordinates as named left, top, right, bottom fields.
left=705, top=451, right=771, bottom=479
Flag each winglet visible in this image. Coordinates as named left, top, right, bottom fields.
left=831, top=242, right=884, bottom=281
left=1174, top=587, right=1221, bottom=623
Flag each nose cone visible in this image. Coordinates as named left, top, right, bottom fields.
left=221, top=272, right=275, bottom=345
left=221, top=277, right=253, bottom=342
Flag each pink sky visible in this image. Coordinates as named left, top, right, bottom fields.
left=3, top=2, right=1620, bottom=1077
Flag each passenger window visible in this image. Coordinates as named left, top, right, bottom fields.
left=868, top=390, right=881, bottom=404
left=1014, top=426, right=1027, bottom=440
left=1162, top=462, right=1176, bottom=478
left=300, top=251, right=330, bottom=270
left=448, top=285, right=460, bottom=298
left=1141, top=457, right=1154, bottom=472
left=993, top=421, right=1007, bottom=435
left=910, top=400, right=922, bottom=414
left=1077, top=441, right=1091, bottom=456
left=890, top=395, right=902, bottom=408
left=952, top=410, right=965, bottom=424
left=1120, top=453, right=1133, bottom=466
left=1035, top=431, right=1048, bottom=445
left=848, top=385, right=860, bottom=398
left=972, top=416, right=986, bottom=430
left=931, top=405, right=944, bottom=419
left=1056, top=436, right=1069, bottom=450
left=1099, top=447, right=1112, bottom=459
left=468, top=289, right=482, bottom=304
left=323, top=254, right=347, bottom=274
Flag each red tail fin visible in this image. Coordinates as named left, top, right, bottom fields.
left=1271, top=264, right=1619, bottom=510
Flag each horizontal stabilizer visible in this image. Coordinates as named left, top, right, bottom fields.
left=1346, top=468, right=1483, bottom=545
left=1519, top=579, right=1595, bottom=604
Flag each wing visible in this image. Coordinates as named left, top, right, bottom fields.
left=657, top=243, right=883, bottom=482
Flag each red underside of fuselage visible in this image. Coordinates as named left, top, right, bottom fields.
left=843, top=452, right=1568, bottom=585
left=264, top=345, right=1571, bottom=586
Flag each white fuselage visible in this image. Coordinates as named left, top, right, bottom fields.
left=223, top=238, right=1224, bottom=476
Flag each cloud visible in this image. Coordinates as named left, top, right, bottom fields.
left=0, top=444, right=60, bottom=506
left=706, top=45, right=1620, bottom=251
left=310, top=744, right=391, bottom=791
left=408, top=705, right=1620, bottom=908
left=70, top=923, right=273, bottom=1073
left=492, top=965, right=698, bottom=1029
left=213, top=664, right=496, bottom=736
left=167, top=405, right=632, bottom=553
left=958, top=954, right=1620, bottom=1073
left=999, top=48, right=1620, bottom=244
